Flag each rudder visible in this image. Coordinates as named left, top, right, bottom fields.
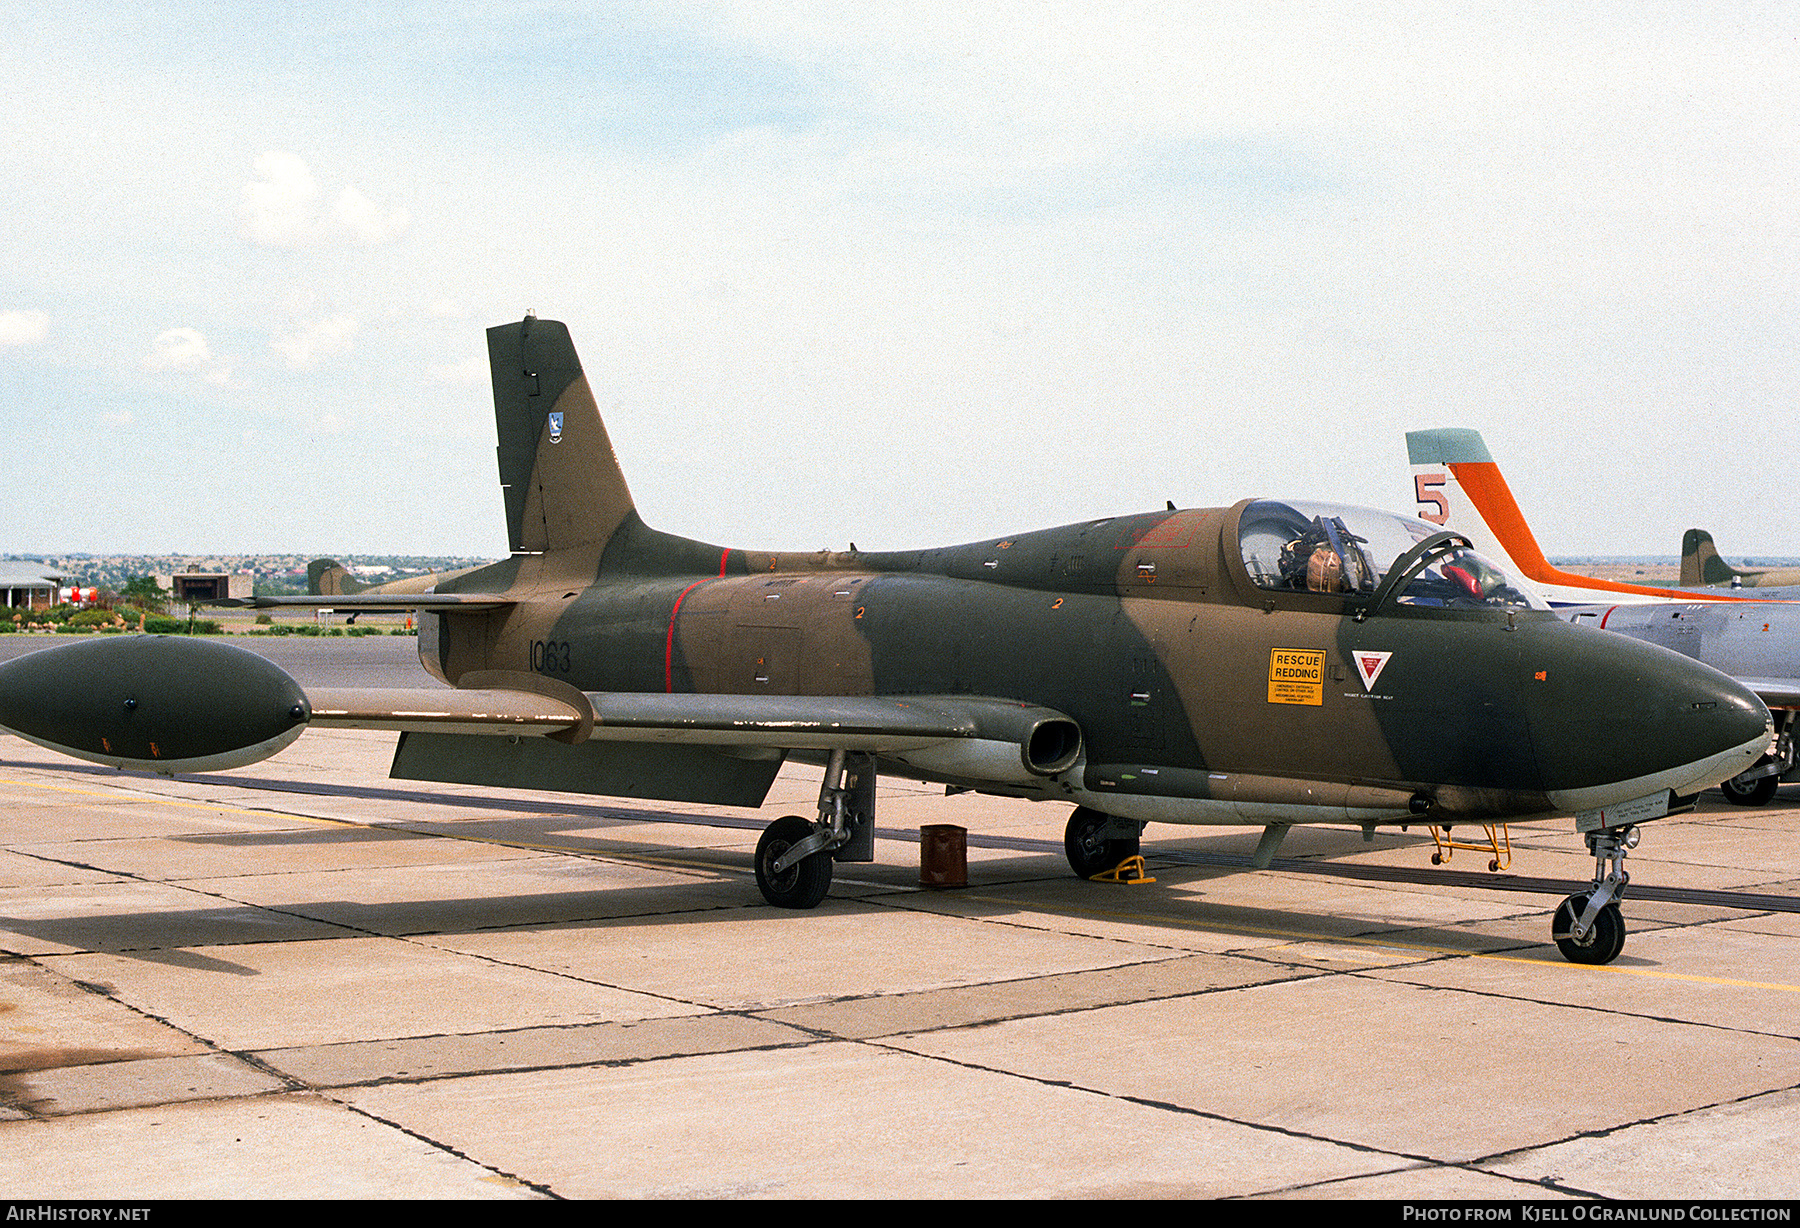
left=307, top=559, right=367, bottom=596
left=487, top=315, right=636, bottom=555
left=1682, top=529, right=1738, bottom=586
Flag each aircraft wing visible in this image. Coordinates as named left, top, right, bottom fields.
left=310, top=683, right=1079, bottom=761
left=208, top=594, right=514, bottom=611
left=363, top=686, right=1083, bottom=806
left=0, top=638, right=1080, bottom=804
left=1736, top=679, right=1800, bottom=710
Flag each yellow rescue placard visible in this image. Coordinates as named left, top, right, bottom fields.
left=1268, top=648, right=1325, bottom=706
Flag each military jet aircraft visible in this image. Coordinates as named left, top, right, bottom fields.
left=0, top=321, right=1773, bottom=966
left=302, top=558, right=489, bottom=624
left=1407, top=427, right=1799, bottom=805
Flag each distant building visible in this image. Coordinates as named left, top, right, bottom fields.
left=1, top=563, right=66, bottom=610
left=159, top=568, right=254, bottom=604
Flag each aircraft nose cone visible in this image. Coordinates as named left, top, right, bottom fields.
left=0, top=636, right=311, bottom=772
left=1523, top=623, right=1770, bottom=806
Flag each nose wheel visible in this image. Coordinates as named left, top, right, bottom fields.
left=1551, top=825, right=1637, bottom=965
left=1552, top=892, right=1626, bottom=965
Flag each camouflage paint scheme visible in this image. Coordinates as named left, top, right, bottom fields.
left=391, top=319, right=1767, bottom=840
left=1681, top=529, right=1800, bottom=592
left=0, top=318, right=1776, bottom=960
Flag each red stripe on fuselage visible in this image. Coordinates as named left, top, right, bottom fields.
left=664, top=580, right=709, bottom=692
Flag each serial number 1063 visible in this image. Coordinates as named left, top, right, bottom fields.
left=531, top=640, right=573, bottom=674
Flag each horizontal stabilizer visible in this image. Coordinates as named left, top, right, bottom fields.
left=209, top=594, right=514, bottom=612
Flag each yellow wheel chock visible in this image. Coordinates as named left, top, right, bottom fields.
left=1428, top=823, right=1512, bottom=872
left=1090, top=855, right=1156, bottom=885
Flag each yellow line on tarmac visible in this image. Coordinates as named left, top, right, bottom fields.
left=0, top=776, right=312, bottom=823
left=950, top=890, right=1800, bottom=994
left=8, top=775, right=1799, bottom=992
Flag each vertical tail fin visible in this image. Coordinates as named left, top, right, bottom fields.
left=1681, top=529, right=1741, bottom=586
left=307, top=559, right=368, bottom=596
left=487, top=316, right=636, bottom=555
left=1404, top=428, right=1552, bottom=577
left=1405, top=427, right=1752, bottom=605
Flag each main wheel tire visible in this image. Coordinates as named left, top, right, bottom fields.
left=1553, top=893, right=1626, bottom=965
left=755, top=815, right=833, bottom=909
left=1064, top=806, right=1140, bottom=879
left=1722, top=772, right=1779, bottom=806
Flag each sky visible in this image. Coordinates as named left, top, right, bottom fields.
left=3, top=2, right=1797, bottom=560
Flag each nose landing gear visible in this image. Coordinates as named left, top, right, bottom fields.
left=1551, top=825, right=1637, bottom=965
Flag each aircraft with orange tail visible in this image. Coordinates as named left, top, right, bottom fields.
left=1406, top=428, right=1792, bottom=607
left=1407, top=427, right=1797, bottom=804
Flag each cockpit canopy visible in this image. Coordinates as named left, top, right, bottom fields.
left=1238, top=500, right=1547, bottom=611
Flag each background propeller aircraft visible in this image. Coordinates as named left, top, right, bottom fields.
left=0, top=322, right=1773, bottom=966
left=1407, top=426, right=1799, bottom=806
left=1681, top=529, right=1800, bottom=593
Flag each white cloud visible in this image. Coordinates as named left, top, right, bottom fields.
left=102, top=410, right=133, bottom=426
left=332, top=185, right=411, bottom=245
left=0, top=310, right=49, bottom=346
left=143, top=327, right=234, bottom=385
left=241, top=152, right=409, bottom=247
left=240, top=151, right=319, bottom=248
left=271, top=314, right=358, bottom=369
left=144, top=327, right=213, bottom=371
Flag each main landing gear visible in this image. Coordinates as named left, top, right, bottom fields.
left=1551, top=825, right=1638, bottom=965
left=1063, top=806, right=1144, bottom=879
left=1722, top=713, right=1791, bottom=807
left=754, top=749, right=875, bottom=909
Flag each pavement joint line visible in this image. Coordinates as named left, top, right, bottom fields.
left=1465, top=1080, right=1800, bottom=1181
left=1351, top=966, right=1800, bottom=1045
left=319, top=1093, right=555, bottom=1199
left=258, top=1034, right=831, bottom=1094
left=860, top=1033, right=1443, bottom=1168
left=0, top=773, right=741, bottom=882
left=12, top=774, right=1800, bottom=993
left=935, top=891, right=1800, bottom=993
left=0, top=956, right=311, bottom=1120
left=399, top=934, right=737, bottom=1011
left=1261, top=1160, right=1572, bottom=1200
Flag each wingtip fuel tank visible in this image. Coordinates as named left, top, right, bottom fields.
left=0, top=637, right=311, bottom=774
